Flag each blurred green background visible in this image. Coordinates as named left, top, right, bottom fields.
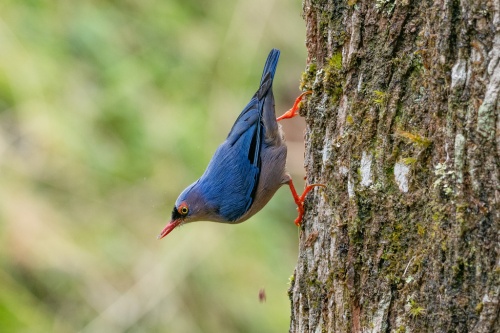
left=0, top=1, right=309, bottom=332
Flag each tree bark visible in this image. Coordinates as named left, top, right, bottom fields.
left=289, top=0, right=499, bottom=332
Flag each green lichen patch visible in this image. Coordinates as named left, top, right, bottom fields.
left=407, top=298, right=426, bottom=318
left=323, top=52, right=344, bottom=103
left=396, top=129, right=432, bottom=148
left=300, top=62, right=317, bottom=91
left=373, top=90, right=388, bottom=107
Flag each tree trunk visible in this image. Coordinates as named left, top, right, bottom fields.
left=288, top=0, right=499, bottom=332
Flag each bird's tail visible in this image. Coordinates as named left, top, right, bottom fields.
left=258, top=49, right=282, bottom=147
left=260, top=49, right=280, bottom=86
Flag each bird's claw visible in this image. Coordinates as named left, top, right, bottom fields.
left=276, top=91, right=312, bottom=121
left=288, top=181, right=326, bottom=226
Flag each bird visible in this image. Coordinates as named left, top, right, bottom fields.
left=158, top=49, right=324, bottom=239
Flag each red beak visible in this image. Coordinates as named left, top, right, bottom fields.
left=157, top=219, right=182, bottom=239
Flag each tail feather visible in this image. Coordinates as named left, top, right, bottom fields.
left=259, top=49, right=282, bottom=147
left=230, top=49, right=282, bottom=148
left=259, top=49, right=280, bottom=86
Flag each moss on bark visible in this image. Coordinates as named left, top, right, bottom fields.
left=290, top=0, right=499, bottom=332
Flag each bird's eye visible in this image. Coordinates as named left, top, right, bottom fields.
left=179, top=205, right=189, bottom=215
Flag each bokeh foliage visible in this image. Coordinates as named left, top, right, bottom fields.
left=0, top=0, right=307, bottom=332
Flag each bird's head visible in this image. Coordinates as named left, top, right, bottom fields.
left=157, top=201, right=190, bottom=239
left=157, top=181, right=217, bottom=239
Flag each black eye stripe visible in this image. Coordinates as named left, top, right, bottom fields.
left=171, top=206, right=182, bottom=220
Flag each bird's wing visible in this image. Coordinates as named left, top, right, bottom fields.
left=197, top=50, right=280, bottom=222
left=200, top=98, right=263, bottom=222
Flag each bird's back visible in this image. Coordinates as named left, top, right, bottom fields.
left=191, top=49, right=287, bottom=223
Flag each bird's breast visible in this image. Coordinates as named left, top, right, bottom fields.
left=235, top=144, right=287, bottom=223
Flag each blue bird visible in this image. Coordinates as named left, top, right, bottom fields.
left=158, top=49, right=323, bottom=239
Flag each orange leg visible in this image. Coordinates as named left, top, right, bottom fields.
left=276, top=91, right=312, bottom=121
left=287, top=179, right=326, bottom=226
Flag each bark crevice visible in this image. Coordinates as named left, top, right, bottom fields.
left=290, top=0, right=499, bottom=332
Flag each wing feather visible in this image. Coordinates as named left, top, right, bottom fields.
left=196, top=50, right=280, bottom=221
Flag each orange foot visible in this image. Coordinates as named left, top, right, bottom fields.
left=276, top=91, right=312, bottom=121
left=287, top=179, right=326, bottom=226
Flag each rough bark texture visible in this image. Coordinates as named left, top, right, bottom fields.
left=289, top=0, right=499, bottom=332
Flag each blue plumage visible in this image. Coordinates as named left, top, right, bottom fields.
left=158, top=49, right=321, bottom=239
left=179, top=50, right=279, bottom=222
